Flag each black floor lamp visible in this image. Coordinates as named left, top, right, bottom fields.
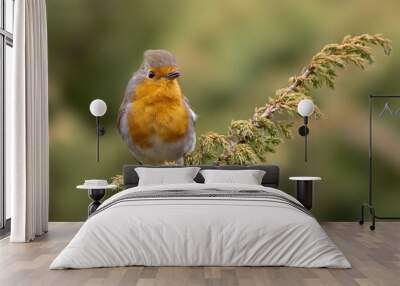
left=89, top=99, right=107, bottom=162
left=297, top=99, right=315, bottom=162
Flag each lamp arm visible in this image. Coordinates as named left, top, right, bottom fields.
left=305, top=120, right=308, bottom=162
left=96, top=117, right=100, bottom=162
left=95, top=117, right=106, bottom=162
left=296, top=116, right=310, bottom=162
left=303, top=116, right=308, bottom=126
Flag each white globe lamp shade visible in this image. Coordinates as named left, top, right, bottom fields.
left=297, top=99, right=315, bottom=117
left=90, top=99, right=107, bottom=117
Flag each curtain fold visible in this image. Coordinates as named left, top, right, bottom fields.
left=8, top=0, right=49, bottom=242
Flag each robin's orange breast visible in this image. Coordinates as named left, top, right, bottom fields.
left=127, top=80, right=189, bottom=149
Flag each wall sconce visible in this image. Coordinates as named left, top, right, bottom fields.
left=89, top=99, right=107, bottom=162
left=297, top=99, right=315, bottom=162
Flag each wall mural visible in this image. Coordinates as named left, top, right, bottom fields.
left=47, top=0, right=400, bottom=221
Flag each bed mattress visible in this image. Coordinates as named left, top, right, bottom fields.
left=50, top=183, right=350, bottom=269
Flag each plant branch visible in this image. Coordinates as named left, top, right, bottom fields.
left=184, top=34, right=391, bottom=165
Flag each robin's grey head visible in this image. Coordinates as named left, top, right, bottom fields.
left=144, top=50, right=177, bottom=67
left=141, top=49, right=180, bottom=80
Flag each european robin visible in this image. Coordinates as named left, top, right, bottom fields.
left=117, top=49, right=197, bottom=164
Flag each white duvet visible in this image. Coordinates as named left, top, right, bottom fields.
left=50, top=183, right=350, bottom=269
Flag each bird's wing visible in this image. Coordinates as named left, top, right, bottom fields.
left=117, top=95, right=126, bottom=129
left=117, top=70, right=145, bottom=134
left=183, top=96, right=197, bottom=125
left=183, top=96, right=197, bottom=155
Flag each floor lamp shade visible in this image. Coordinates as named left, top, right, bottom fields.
left=90, top=99, right=107, bottom=117
left=297, top=99, right=315, bottom=117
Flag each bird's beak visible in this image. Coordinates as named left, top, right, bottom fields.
left=166, top=71, right=180, bottom=79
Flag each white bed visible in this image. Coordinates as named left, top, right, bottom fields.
left=50, top=183, right=350, bottom=269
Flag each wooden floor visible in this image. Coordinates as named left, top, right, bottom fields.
left=0, top=222, right=399, bottom=286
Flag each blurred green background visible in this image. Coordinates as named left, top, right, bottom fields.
left=48, top=0, right=400, bottom=221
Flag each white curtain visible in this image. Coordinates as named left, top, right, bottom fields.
left=7, top=0, right=49, bottom=242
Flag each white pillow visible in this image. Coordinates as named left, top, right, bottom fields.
left=135, top=167, right=200, bottom=186
left=200, top=169, right=266, bottom=185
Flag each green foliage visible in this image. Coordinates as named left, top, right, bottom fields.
left=110, top=174, right=124, bottom=192
left=184, top=34, right=392, bottom=165
left=185, top=132, right=230, bottom=165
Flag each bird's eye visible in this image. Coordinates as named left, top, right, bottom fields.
left=147, top=71, right=155, bottom=79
